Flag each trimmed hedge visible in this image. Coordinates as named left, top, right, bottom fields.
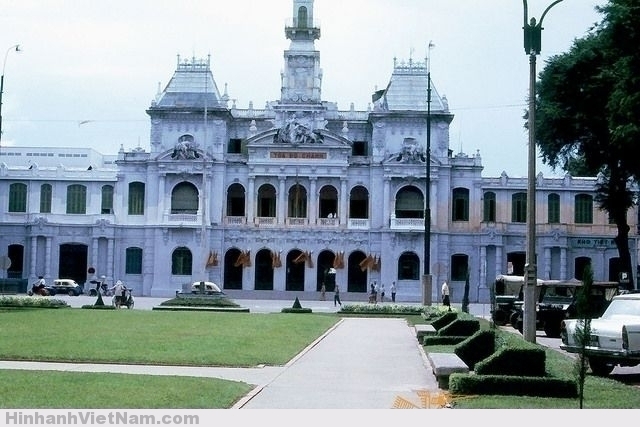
left=449, top=374, right=577, bottom=398
left=437, top=319, right=480, bottom=337
left=475, top=347, right=546, bottom=377
left=430, top=311, right=458, bottom=330
left=423, top=336, right=468, bottom=346
left=454, top=330, right=496, bottom=370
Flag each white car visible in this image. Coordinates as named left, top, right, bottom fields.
left=190, top=281, right=223, bottom=295
left=560, top=292, right=640, bottom=376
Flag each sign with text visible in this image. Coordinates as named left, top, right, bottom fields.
left=270, top=151, right=327, bottom=160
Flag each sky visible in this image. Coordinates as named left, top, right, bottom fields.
left=0, top=0, right=607, bottom=177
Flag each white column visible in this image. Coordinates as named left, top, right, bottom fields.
left=339, top=179, right=348, bottom=225
left=278, top=177, right=286, bottom=225
left=247, top=177, right=255, bottom=221
left=45, top=237, right=52, bottom=279
left=30, top=236, right=37, bottom=278
left=309, top=177, right=317, bottom=225
left=158, top=174, right=166, bottom=222
left=383, top=177, right=390, bottom=227
left=560, top=247, right=567, bottom=280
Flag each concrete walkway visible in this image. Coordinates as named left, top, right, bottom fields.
left=0, top=317, right=440, bottom=409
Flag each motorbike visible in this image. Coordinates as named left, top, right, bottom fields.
left=112, top=288, right=134, bottom=309
left=27, top=284, right=50, bottom=296
left=88, top=282, right=112, bottom=297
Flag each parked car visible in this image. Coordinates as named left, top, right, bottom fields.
left=190, top=281, right=224, bottom=295
left=46, top=279, right=83, bottom=296
left=506, top=278, right=619, bottom=338
left=560, top=292, right=640, bottom=376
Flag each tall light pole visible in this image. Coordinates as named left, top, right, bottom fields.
left=1, top=44, right=21, bottom=155
left=521, top=0, right=563, bottom=343
left=422, top=41, right=435, bottom=305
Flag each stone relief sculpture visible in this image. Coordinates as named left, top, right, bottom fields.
left=386, top=138, right=426, bottom=163
left=274, top=120, right=324, bottom=144
left=171, top=140, right=200, bottom=160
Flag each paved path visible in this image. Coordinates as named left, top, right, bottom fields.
left=238, top=317, right=438, bottom=409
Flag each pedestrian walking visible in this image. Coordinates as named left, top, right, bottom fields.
left=441, top=281, right=451, bottom=311
left=390, top=281, right=396, bottom=302
left=320, top=283, right=326, bottom=300
left=334, top=284, right=342, bottom=307
left=380, top=284, right=385, bottom=302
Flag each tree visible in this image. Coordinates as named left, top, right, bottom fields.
left=572, top=264, right=594, bottom=409
left=535, top=0, right=640, bottom=290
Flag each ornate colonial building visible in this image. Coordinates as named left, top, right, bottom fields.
left=0, top=0, right=637, bottom=300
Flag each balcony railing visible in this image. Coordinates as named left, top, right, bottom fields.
left=286, top=217, right=307, bottom=227
left=254, top=217, right=277, bottom=227
left=348, top=218, right=370, bottom=230
left=390, top=218, right=424, bottom=230
left=225, top=216, right=247, bottom=226
left=318, top=217, right=339, bottom=227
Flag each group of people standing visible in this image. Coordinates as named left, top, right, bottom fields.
left=368, top=281, right=397, bottom=303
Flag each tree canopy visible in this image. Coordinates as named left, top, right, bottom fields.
left=535, top=0, right=639, bottom=289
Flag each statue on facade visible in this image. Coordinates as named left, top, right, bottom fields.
left=171, top=140, right=200, bottom=160
left=274, top=120, right=324, bottom=144
left=386, top=138, right=426, bottom=163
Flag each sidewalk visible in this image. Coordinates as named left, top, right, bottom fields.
left=0, top=317, right=440, bottom=409
left=237, top=317, right=439, bottom=409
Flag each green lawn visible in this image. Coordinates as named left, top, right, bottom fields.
left=0, top=308, right=338, bottom=408
left=1, top=309, right=338, bottom=365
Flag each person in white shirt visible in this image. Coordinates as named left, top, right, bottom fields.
left=441, top=281, right=451, bottom=311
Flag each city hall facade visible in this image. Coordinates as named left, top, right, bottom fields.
left=1, top=0, right=637, bottom=301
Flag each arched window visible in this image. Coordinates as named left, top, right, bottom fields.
left=575, top=194, right=593, bottom=224
left=66, top=184, right=87, bottom=214
left=288, top=183, right=307, bottom=218
left=483, top=191, right=496, bottom=222
left=8, top=183, right=27, bottom=213
left=349, top=186, right=370, bottom=219
left=171, top=182, right=199, bottom=214
left=40, top=183, right=52, bottom=213
left=226, top=183, right=246, bottom=216
left=511, top=192, right=527, bottom=223
left=101, top=185, right=114, bottom=214
left=575, top=256, right=591, bottom=281
left=257, top=184, right=277, bottom=217
left=397, top=252, right=419, bottom=280
left=319, top=185, right=338, bottom=218
left=172, top=247, right=192, bottom=275
left=548, top=193, right=560, bottom=223
left=297, top=6, right=308, bottom=28
left=394, top=186, right=423, bottom=219
left=451, top=254, right=469, bottom=281
left=452, top=188, right=469, bottom=221
left=128, top=182, right=145, bottom=215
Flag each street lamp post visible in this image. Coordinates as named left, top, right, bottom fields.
left=1, top=44, right=21, bottom=154
left=422, top=41, right=435, bottom=305
left=521, top=0, right=563, bottom=343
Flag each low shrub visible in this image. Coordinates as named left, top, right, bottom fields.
left=423, top=336, right=468, bottom=346
left=340, top=304, right=426, bottom=315
left=281, top=297, right=312, bottom=313
left=475, top=347, right=546, bottom=377
left=449, top=373, right=577, bottom=398
left=159, top=296, right=241, bottom=308
left=81, top=304, right=116, bottom=310
left=0, top=296, right=69, bottom=309
left=437, top=319, right=480, bottom=337
left=454, top=330, right=496, bottom=370
left=430, top=311, right=458, bottom=330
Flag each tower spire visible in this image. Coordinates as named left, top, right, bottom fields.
left=281, top=0, right=322, bottom=104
